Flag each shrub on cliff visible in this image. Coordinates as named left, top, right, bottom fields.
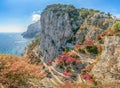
left=25, top=37, right=41, bottom=64
left=112, top=21, right=120, bottom=32
left=55, top=52, right=83, bottom=77
left=80, top=11, right=89, bottom=19
left=85, top=46, right=98, bottom=54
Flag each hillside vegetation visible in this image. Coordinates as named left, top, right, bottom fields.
left=0, top=54, right=44, bottom=88
left=39, top=4, right=120, bottom=88
left=0, top=4, right=120, bottom=88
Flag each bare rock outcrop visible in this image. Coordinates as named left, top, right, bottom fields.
left=40, top=4, right=83, bottom=61
left=92, top=36, right=120, bottom=84
left=22, top=20, right=41, bottom=38
left=39, top=4, right=115, bottom=62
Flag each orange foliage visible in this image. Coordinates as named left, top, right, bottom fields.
left=58, top=81, right=119, bottom=88
left=58, top=81, right=96, bottom=88
left=0, top=54, right=45, bottom=87
left=58, top=81, right=73, bottom=88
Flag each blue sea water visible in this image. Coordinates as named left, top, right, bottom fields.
left=0, top=33, right=31, bottom=56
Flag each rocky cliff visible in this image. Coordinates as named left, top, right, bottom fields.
left=20, top=4, right=120, bottom=87
left=92, top=36, right=120, bottom=85
left=40, top=4, right=83, bottom=61
left=22, top=20, right=41, bottom=38
left=40, top=4, right=114, bottom=62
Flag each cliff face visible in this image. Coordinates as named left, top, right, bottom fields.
left=22, top=20, right=41, bottom=38
left=40, top=4, right=114, bottom=62
left=75, top=12, right=114, bottom=44
left=21, top=4, right=120, bottom=87
left=40, top=5, right=83, bottom=61
left=92, top=36, right=120, bottom=84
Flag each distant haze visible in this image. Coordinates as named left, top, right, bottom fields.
left=0, top=25, right=25, bottom=33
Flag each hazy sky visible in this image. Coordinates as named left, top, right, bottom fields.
left=0, top=0, right=120, bottom=32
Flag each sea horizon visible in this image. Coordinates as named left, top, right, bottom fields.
left=0, top=32, right=32, bottom=56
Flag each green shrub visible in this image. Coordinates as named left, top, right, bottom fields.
left=78, top=48, right=86, bottom=53
left=100, top=12, right=105, bottom=14
left=107, top=12, right=111, bottom=17
left=66, top=36, right=76, bottom=44
left=97, top=37, right=103, bottom=44
left=94, top=10, right=100, bottom=12
left=63, top=47, right=70, bottom=52
left=112, top=22, right=120, bottom=32
left=85, top=46, right=98, bottom=54
left=80, top=11, right=89, bottom=19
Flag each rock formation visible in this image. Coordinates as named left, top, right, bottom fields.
left=40, top=4, right=83, bottom=61
left=92, top=36, right=120, bottom=85
left=40, top=4, right=114, bottom=62
left=22, top=20, right=41, bottom=38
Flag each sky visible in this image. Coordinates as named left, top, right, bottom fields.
left=0, top=0, right=120, bottom=32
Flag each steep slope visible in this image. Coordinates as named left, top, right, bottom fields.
left=40, top=4, right=83, bottom=62
left=40, top=4, right=114, bottom=62
left=22, top=20, right=41, bottom=38
left=92, top=36, right=120, bottom=85
left=13, top=4, right=120, bottom=88
left=23, top=36, right=41, bottom=64
left=38, top=5, right=120, bottom=87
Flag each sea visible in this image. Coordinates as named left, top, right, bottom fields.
left=0, top=33, right=32, bottom=56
